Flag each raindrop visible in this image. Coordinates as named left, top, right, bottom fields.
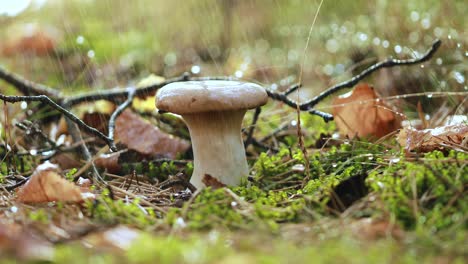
left=20, top=101, right=27, bottom=109
left=175, top=217, right=186, bottom=228
left=323, top=64, right=334, bottom=76
left=191, top=65, right=200, bottom=74
left=76, top=35, right=85, bottom=45
left=382, top=40, right=390, bottom=48
left=436, top=58, right=443, bottom=65
left=326, top=39, right=339, bottom=53
left=335, top=64, right=345, bottom=74
left=358, top=32, right=368, bottom=42
left=340, top=25, right=347, bottom=34
left=453, top=72, right=465, bottom=84
left=456, top=43, right=462, bottom=48
left=433, top=27, right=443, bottom=38
left=421, top=18, right=431, bottom=29
left=372, top=37, right=380, bottom=46
left=292, top=164, right=305, bottom=172
left=465, top=51, right=468, bottom=57
left=290, top=120, right=298, bottom=126
left=425, top=114, right=430, bottom=120
left=394, top=45, right=402, bottom=54
left=410, top=11, right=420, bottom=22
left=420, top=64, right=425, bottom=69
left=87, top=50, right=95, bottom=58
left=332, top=163, right=337, bottom=168
left=231, top=201, right=238, bottom=207
left=30, top=149, right=38, bottom=156
left=270, top=83, right=278, bottom=90
left=10, top=206, right=18, bottom=213
left=427, top=93, right=433, bottom=98
left=164, top=53, right=177, bottom=66
left=234, top=71, right=243, bottom=78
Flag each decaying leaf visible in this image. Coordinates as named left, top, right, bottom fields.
left=115, top=109, right=190, bottom=158
left=332, top=83, right=401, bottom=139
left=81, top=225, right=142, bottom=251
left=16, top=162, right=92, bottom=203
left=397, top=124, right=468, bottom=152
left=350, top=218, right=404, bottom=240
left=202, top=174, right=226, bottom=189
left=0, top=222, right=54, bottom=260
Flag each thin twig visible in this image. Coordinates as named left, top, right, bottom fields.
left=0, top=93, right=116, bottom=151
left=244, top=107, right=262, bottom=148
left=266, top=39, right=441, bottom=113
left=0, top=65, right=61, bottom=98
left=108, top=87, right=136, bottom=142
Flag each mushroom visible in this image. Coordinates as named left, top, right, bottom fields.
left=156, top=80, right=268, bottom=189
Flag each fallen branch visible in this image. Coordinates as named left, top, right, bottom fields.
left=0, top=39, right=441, bottom=152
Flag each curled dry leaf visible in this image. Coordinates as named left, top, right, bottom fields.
left=332, top=83, right=401, bottom=139
left=397, top=124, right=468, bottom=153
left=115, top=109, right=190, bottom=158
left=16, top=162, right=92, bottom=203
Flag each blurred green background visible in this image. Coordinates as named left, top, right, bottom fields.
left=0, top=0, right=466, bottom=114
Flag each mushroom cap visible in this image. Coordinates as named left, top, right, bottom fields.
left=156, top=80, right=268, bottom=114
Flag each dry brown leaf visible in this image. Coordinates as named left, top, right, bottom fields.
left=16, top=162, right=90, bottom=203
left=350, top=218, right=404, bottom=240
left=202, top=174, right=226, bottom=189
left=332, top=83, right=401, bottom=139
left=115, top=109, right=190, bottom=158
left=94, top=152, right=122, bottom=173
left=397, top=124, right=468, bottom=152
left=2, top=29, right=56, bottom=56
left=0, top=222, right=54, bottom=260
left=81, top=225, right=142, bottom=251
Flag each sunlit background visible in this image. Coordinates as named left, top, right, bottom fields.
left=0, top=0, right=466, bottom=117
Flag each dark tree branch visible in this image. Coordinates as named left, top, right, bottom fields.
left=0, top=93, right=116, bottom=151
left=0, top=65, right=61, bottom=98
left=244, top=107, right=262, bottom=148
left=266, top=39, right=442, bottom=113
left=0, top=39, right=441, bottom=152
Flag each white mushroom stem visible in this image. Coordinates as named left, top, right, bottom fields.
left=182, top=110, right=248, bottom=189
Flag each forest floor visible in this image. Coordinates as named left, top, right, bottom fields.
left=0, top=1, right=467, bottom=263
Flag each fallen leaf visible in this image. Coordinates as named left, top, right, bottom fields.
left=81, top=225, right=142, bottom=251
left=2, top=24, right=58, bottom=56
left=332, top=84, right=401, bottom=138
left=202, top=174, right=226, bottom=189
left=16, top=162, right=92, bottom=203
left=350, top=218, right=404, bottom=240
left=115, top=109, right=190, bottom=158
left=94, top=151, right=123, bottom=173
left=0, top=222, right=54, bottom=261
left=397, top=124, right=468, bottom=153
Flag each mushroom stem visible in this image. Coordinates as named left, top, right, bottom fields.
left=182, top=110, right=248, bottom=188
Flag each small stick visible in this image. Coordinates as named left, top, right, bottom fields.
left=0, top=94, right=116, bottom=151
left=107, top=87, right=136, bottom=143
left=244, top=107, right=262, bottom=149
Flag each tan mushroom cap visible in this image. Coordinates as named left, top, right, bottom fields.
left=156, top=80, right=268, bottom=114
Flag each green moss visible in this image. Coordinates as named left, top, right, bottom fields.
left=367, top=150, right=468, bottom=230
left=84, top=190, right=159, bottom=228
